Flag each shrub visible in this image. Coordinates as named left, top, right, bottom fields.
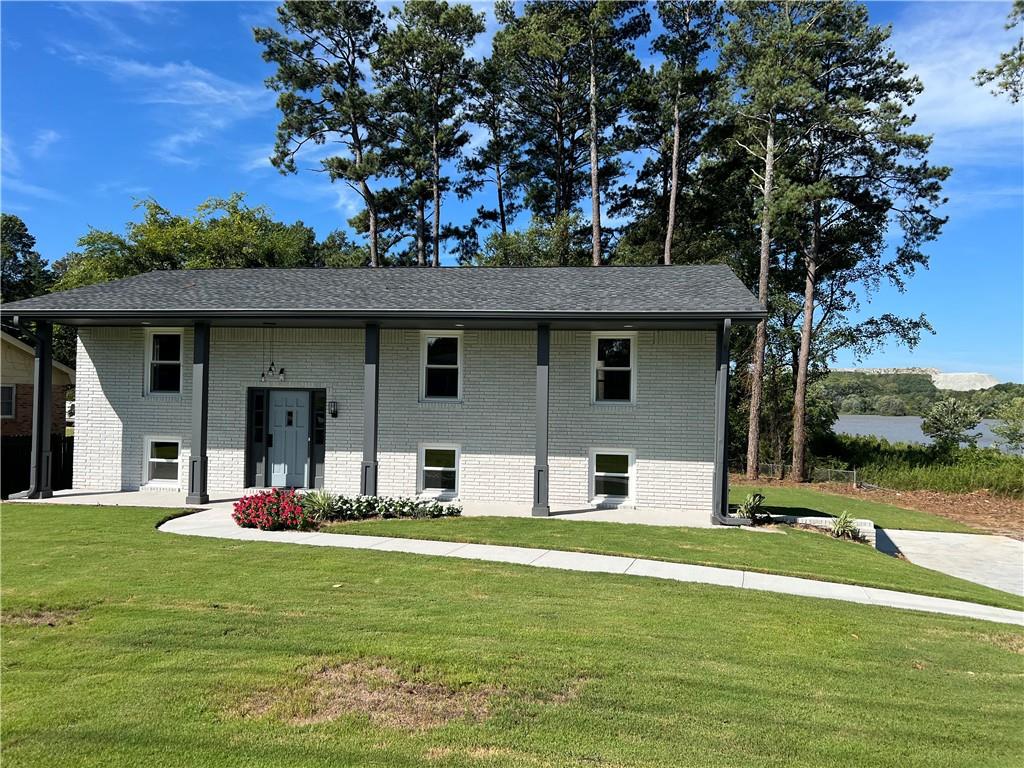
left=301, top=489, right=341, bottom=524
left=831, top=511, right=861, bottom=541
left=735, top=492, right=767, bottom=522
left=232, top=489, right=313, bottom=531
left=315, top=494, right=461, bottom=523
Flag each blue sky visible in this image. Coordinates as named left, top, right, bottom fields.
left=1, top=1, right=1021, bottom=381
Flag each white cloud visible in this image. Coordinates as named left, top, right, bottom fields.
left=58, top=46, right=273, bottom=167
left=58, top=2, right=181, bottom=49
left=889, top=1, right=1024, bottom=166
left=28, top=129, right=61, bottom=158
left=0, top=134, right=66, bottom=205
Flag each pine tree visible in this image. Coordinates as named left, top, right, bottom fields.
left=788, top=1, right=949, bottom=480
left=255, top=1, right=387, bottom=266
left=374, top=0, right=484, bottom=267
left=719, top=0, right=823, bottom=479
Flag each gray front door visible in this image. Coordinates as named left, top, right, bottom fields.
left=268, top=390, right=310, bottom=487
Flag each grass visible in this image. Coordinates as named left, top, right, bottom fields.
left=729, top=483, right=977, bottom=533
left=2, top=503, right=1022, bottom=767
left=326, top=516, right=1021, bottom=611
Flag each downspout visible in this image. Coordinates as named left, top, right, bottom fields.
left=711, top=318, right=746, bottom=525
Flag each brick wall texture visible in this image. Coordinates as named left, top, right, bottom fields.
left=74, top=326, right=717, bottom=515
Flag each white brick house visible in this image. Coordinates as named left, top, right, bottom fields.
left=2, top=266, right=764, bottom=522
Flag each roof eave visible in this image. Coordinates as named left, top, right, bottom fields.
left=2, top=307, right=766, bottom=325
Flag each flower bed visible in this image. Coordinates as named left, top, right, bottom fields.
left=232, top=488, right=313, bottom=531
left=231, top=488, right=461, bottom=531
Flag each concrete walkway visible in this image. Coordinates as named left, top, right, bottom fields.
left=877, top=529, right=1024, bottom=597
left=160, top=509, right=1024, bottom=627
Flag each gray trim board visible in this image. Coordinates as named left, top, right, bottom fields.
left=28, top=322, right=53, bottom=499
left=186, top=322, right=210, bottom=504
left=361, top=323, right=380, bottom=496
left=712, top=319, right=737, bottom=525
left=532, top=323, right=550, bottom=516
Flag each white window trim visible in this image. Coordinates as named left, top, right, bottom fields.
left=419, top=330, right=463, bottom=402
left=0, top=384, right=14, bottom=419
left=142, top=435, right=182, bottom=490
left=144, top=328, right=184, bottom=396
left=417, top=442, right=461, bottom=499
left=589, top=448, right=636, bottom=506
left=591, top=331, right=637, bottom=404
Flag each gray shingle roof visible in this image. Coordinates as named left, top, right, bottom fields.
left=0, top=265, right=764, bottom=321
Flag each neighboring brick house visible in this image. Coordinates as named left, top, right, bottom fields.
left=1, top=330, right=74, bottom=437
left=0, top=266, right=763, bottom=522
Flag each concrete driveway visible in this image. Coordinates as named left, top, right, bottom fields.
left=877, top=529, right=1024, bottom=597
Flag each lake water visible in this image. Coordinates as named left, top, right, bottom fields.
left=834, top=415, right=1011, bottom=452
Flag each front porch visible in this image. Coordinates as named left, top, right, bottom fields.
left=17, top=488, right=717, bottom=527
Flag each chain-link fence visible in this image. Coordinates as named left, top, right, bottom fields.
left=731, top=461, right=859, bottom=486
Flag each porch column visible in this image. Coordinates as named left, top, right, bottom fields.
left=711, top=318, right=731, bottom=522
left=186, top=322, right=210, bottom=505
left=532, top=323, right=550, bottom=516
left=360, top=323, right=380, bottom=496
left=22, top=321, right=53, bottom=499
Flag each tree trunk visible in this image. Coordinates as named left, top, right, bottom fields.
left=361, top=180, right=379, bottom=268
left=350, top=120, right=378, bottom=268
left=431, top=132, right=441, bottom=268
left=663, top=83, right=682, bottom=266
left=416, top=194, right=426, bottom=267
left=745, top=123, right=775, bottom=480
left=589, top=33, right=602, bottom=267
left=791, top=207, right=819, bottom=482
left=496, top=160, right=507, bottom=236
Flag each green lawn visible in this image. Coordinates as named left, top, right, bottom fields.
left=1, top=503, right=1022, bottom=767
left=327, top=517, right=1021, bottom=610
left=730, top=483, right=975, bottom=533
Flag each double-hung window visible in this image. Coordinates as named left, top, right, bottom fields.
left=591, top=450, right=634, bottom=502
left=419, top=445, right=459, bottom=496
left=145, top=437, right=181, bottom=486
left=593, top=333, right=636, bottom=403
left=145, top=329, right=182, bottom=395
left=421, top=332, right=462, bottom=400
left=0, top=385, right=14, bottom=418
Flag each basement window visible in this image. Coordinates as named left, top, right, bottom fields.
left=591, top=450, right=635, bottom=503
left=419, top=445, right=459, bottom=497
left=145, top=437, right=180, bottom=487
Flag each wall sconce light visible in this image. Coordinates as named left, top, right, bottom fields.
left=328, top=400, right=338, bottom=418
